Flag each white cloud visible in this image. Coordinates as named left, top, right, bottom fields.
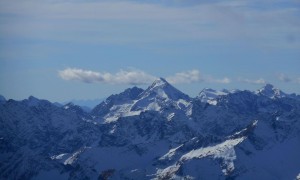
left=238, top=78, right=266, bottom=84
left=58, top=68, right=156, bottom=85
left=166, top=70, right=231, bottom=84
left=277, top=73, right=291, bottom=82
left=166, top=70, right=202, bottom=84
left=59, top=68, right=103, bottom=83
left=59, top=68, right=231, bottom=85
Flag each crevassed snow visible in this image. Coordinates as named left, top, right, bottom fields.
left=160, top=144, right=183, bottom=160
left=156, top=137, right=246, bottom=178
left=180, top=137, right=246, bottom=175
left=180, top=137, right=245, bottom=161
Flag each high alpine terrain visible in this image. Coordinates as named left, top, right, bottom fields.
left=1, top=78, right=300, bottom=180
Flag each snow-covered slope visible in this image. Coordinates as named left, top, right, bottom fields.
left=131, top=77, right=192, bottom=120
left=197, top=88, right=236, bottom=105
left=1, top=82, right=300, bottom=179
left=92, top=78, right=192, bottom=123
left=91, top=86, right=144, bottom=123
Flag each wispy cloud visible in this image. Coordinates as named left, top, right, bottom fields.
left=238, top=78, right=266, bottom=84
left=277, top=73, right=291, bottom=82
left=166, top=70, right=202, bottom=84
left=166, top=70, right=230, bottom=84
left=59, top=68, right=231, bottom=85
left=58, top=68, right=155, bottom=85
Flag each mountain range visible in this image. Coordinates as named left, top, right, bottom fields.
left=1, top=78, right=300, bottom=180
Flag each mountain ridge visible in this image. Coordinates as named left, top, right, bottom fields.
left=1, top=80, right=300, bottom=179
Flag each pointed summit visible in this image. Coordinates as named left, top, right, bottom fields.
left=140, top=77, right=189, bottom=101
left=26, top=96, right=40, bottom=106
left=22, top=96, right=52, bottom=107
left=149, top=77, right=169, bottom=89
left=256, top=84, right=286, bottom=99
left=131, top=77, right=191, bottom=117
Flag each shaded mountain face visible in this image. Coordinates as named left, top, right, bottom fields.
left=1, top=80, right=300, bottom=180
left=256, top=83, right=287, bottom=99
left=0, top=95, right=6, bottom=105
left=0, top=95, right=6, bottom=102
left=90, top=86, right=144, bottom=122
left=0, top=97, right=100, bottom=179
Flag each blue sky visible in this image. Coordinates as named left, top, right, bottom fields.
left=0, top=0, right=300, bottom=102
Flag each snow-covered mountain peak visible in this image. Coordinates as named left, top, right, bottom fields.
left=256, top=83, right=286, bottom=99
left=92, top=78, right=192, bottom=123
left=139, top=77, right=190, bottom=101
left=151, top=77, right=169, bottom=88
left=197, top=88, right=229, bottom=105
left=28, top=95, right=39, bottom=101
